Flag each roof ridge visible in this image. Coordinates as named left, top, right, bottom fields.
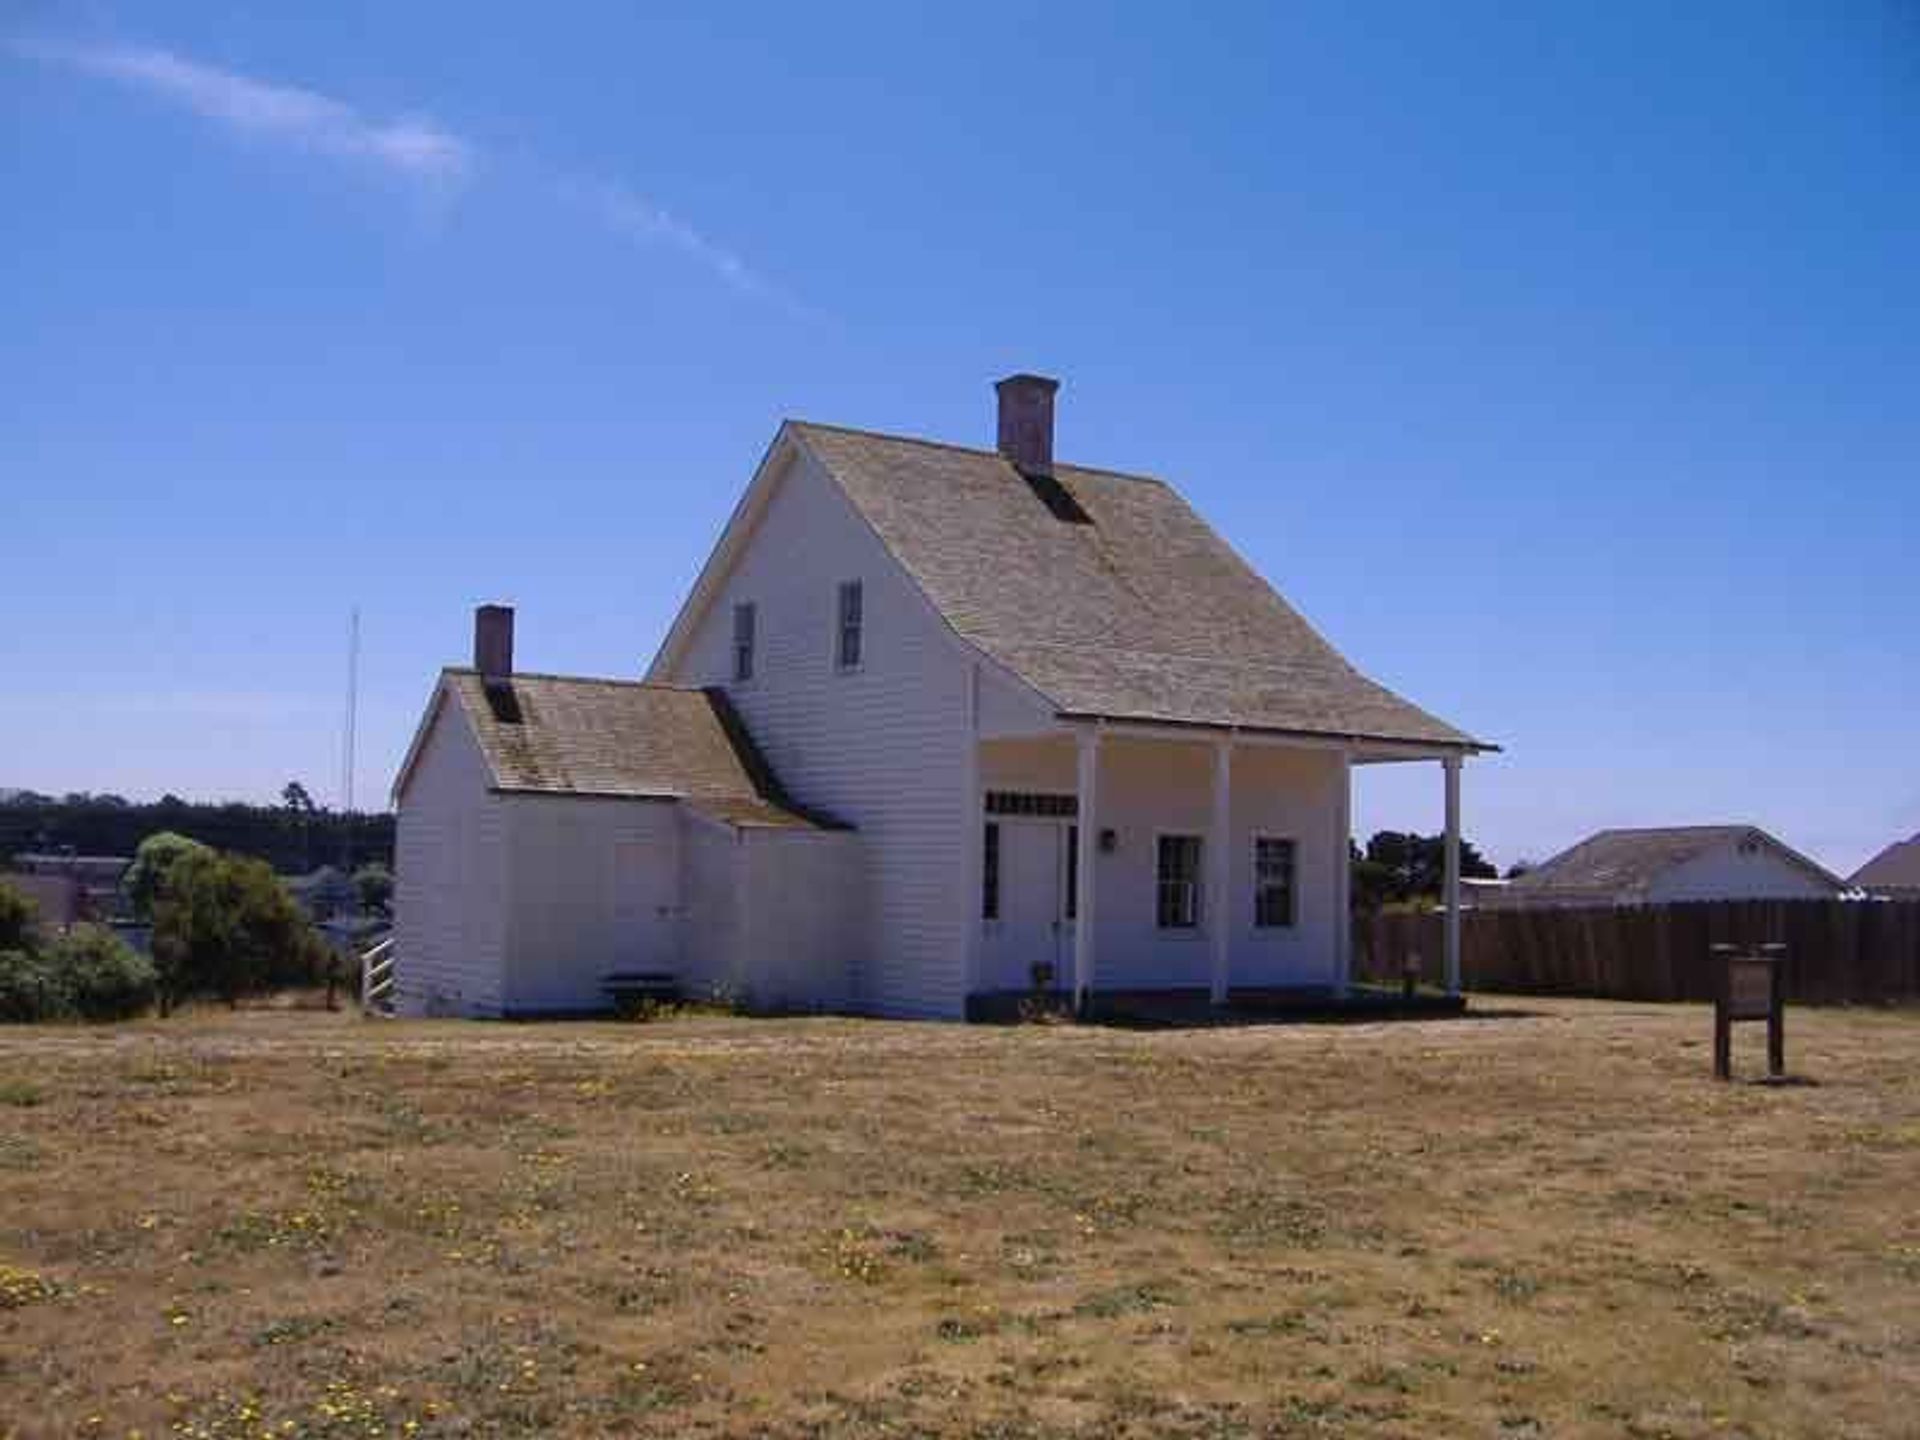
left=787, top=417, right=1167, bottom=486
left=443, top=666, right=700, bottom=692
left=1589, top=824, right=1754, bottom=836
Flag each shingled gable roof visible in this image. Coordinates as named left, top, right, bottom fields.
left=416, top=669, right=831, bottom=829
left=1851, top=835, right=1920, bottom=894
left=777, top=421, right=1490, bottom=751
left=1507, top=825, right=1848, bottom=899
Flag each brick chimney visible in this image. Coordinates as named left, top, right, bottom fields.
left=995, top=373, right=1060, bottom=475
left=474, top=604, right=514, bottom=686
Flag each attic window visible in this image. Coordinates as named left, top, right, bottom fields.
left=1019, top=468, right=1092, bottom=525
left=836, top=580, right=863, bottom=670
left=733, top=602, right=756, bottom=682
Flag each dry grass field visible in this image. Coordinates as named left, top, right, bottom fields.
left=1, top=998, right=1915, bottom=1438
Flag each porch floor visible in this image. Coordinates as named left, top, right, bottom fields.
left=966, top=985, right=1468, bottom=1027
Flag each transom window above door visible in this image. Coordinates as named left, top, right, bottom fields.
left=984, top=791, right=1077, bottom=818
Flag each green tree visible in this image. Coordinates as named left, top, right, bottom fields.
left=352, top=863, right=393, bottom=917
left=123, top=831, right=211, bottom=921
left=47, top=925, right=154, bottom=1021
left=0, top=949, right=68, bottom=1022
left=1351, top=830, right=1498, bottom=914
left=1349, top=839, right=1398, bottom=919
left=151, top=852, right=324, bottom=1011
left=282, top=780, right=318, bottom=870
left=0, top=879, right=63, bottom=1021
left=0, top=880, right=36, bottom=951
left=0, top=878, right=158, bottom=1023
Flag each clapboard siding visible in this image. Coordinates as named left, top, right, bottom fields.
left=679, top=814, right=744, bottom=1001
left=393, top=690, right=510, bottom=1015
left=677, top=814, right=863, bottom=1010
left=663, top=449, right=972, bottom=1017
left=739, top=827, right=865, bottom=1011
left=499, top=794, right=682, bottom=1013
left=1647, top=844, right=1840, bottom=903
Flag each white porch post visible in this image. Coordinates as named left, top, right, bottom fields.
left=1208, top=738, right=1232, bottom=1005
left=1443, top=754, right=1463, bottom=995
left=1333, top=749, right=1353, bottom=991
left=1073, top=727, right=1101, bottom=1013
left=959, top=666, right=982, bottom=1004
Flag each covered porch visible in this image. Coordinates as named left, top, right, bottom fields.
left=961, top=721, right=1471, bottom=1014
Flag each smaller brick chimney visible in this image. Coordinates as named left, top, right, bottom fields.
left=995, top=373, right=1060, bottom=475
left=474, top=604, right=514, bottom=686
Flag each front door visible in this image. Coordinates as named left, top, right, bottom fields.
left=983, top=820, right=1072, bottom=992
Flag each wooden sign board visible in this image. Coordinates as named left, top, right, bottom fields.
left=1713, top=949, right=1784, bottom=1081
left=1727, top=959, right=1775, bottom=1021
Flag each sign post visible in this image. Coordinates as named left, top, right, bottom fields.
left=1711, top=943, right=1785, bottom=1081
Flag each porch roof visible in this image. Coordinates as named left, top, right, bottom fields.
left=792, top=422, right=1493, bottom=753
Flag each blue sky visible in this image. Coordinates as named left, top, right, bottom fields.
left=3, top=3, right=1916, bottom=874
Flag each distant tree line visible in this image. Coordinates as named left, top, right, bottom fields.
left=0, top=787, right=393, bottom=874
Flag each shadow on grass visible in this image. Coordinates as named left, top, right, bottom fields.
left=971, top=986, right=1548, bottom=1031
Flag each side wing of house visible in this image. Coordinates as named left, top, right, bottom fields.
left=1647, top=837, right=1844, bottom=903
left=677, top=812, right=865, bottom=1012
left=651, top=442, right=979, bottom=1017
left=678, top=812, right=747, bottom=1002
left=392, top=686, right=511, bottom=1016
left=498, top=793, right=683, bottom=1013
left=738, top=825, right=867, bottom=1011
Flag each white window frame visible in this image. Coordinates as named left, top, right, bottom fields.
left=1154, top=831, right=1204, bottom=932
left=1252, top=833, right=1298, bottom=930
left=835, top=579, right=864, bottom=672
left=732, top=601, right=756, bottom=683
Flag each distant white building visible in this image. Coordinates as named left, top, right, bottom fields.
left=1495, top=826, right=1848, bottom=908
left=391, top=376, right=1494, bottom=1019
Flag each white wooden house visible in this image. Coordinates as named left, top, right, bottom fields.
left=391, top=375, right=1493, bottom=1019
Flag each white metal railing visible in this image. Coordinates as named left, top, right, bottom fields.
left=360, top=936, right=396, bottom=1015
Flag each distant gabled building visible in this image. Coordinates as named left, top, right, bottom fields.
left=3, top=872, right=83, bottom=931
left=1851, top=834, right=1920, bottom=900
left=8, top=852, right=132, bottom=922
left=1496, top=825, right=1848, bottom=908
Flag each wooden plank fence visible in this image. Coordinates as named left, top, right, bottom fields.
left=1356, top=900, right=1920, bottom=1005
